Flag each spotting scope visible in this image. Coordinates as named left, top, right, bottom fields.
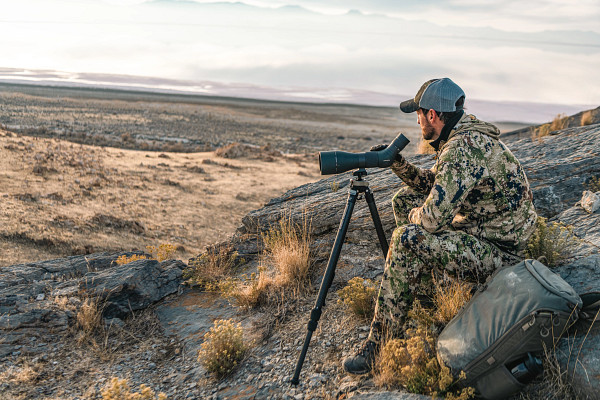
left=319, top=133, right=410, bottom=175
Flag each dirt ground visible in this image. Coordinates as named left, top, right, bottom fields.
left=0, top=129, right=319, bottom=267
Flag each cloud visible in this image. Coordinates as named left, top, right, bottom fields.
left=2, top=0, right=599, bottom=105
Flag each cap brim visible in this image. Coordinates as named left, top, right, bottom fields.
left=399, top=99, right=418, bottom=113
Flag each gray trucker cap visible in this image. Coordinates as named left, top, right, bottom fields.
left=399, top=78, right=465, bottom=113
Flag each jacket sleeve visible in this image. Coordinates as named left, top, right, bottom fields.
left=408, top=138, right=485, bottom=232
left=390, top=157, right=436, bottom=194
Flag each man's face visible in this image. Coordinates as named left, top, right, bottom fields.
left=417, top=109, right=437, bottom=140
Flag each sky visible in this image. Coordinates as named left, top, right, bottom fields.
left=0, top=0, right=599, bottom=113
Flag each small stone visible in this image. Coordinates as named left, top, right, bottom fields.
left=148, top=362, right=157, bottom=369
left=581, top=190, right=600, bottom=213
left=69, top=297, right=81, bottom=306
left=36, top=293, right=45, bottom=301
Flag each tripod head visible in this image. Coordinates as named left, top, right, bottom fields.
left=352, top=168, right=368, bottom=180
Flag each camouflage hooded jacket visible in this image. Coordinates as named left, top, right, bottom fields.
left=391, top=114, right=537, bottom=255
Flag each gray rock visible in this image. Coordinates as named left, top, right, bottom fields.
left=0, top=252, right=185, bottom=357
left=81, top=258, right=185, bottom=318
left=350, top=392, right=430, bottom=400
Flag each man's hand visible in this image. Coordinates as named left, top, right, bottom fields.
left=370, top=143, right=405, bottom=163
left=370, top=143, right=388, bottom=152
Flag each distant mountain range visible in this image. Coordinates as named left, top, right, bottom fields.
left=0, top=68, right=594, bottom=125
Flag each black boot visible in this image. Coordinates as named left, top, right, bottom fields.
left=342, top=340, right=379, bottom=375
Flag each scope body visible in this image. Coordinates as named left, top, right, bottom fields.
left=319, top=133, right=410, bottom=175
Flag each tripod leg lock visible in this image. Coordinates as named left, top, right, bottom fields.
left=307, top=308, right=322, bottom=331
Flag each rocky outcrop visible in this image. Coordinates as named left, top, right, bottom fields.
left=0, top=252, right=185, bottom=358
left=199, top=122, right=600, bottom=398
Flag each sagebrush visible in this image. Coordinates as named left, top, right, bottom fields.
left=373, top=276, right=475, bottom=398
left=374, top=325, right=474, bottom=399
left=101, top=377, right=167, bottom=400
left=198, top=319, right=247, bottom=378
left=337, top=277, right=377, bottom=320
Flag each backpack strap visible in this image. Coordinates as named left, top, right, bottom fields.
left=580, top=292, right=600, bottom=321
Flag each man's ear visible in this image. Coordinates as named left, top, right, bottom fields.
left=429, top=110, right=437, bottom=123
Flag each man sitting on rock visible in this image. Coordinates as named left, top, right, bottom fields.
left=342, top=78, right=538, bottom=375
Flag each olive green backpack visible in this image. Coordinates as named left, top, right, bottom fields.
left=436, top=259, right=583, bottom=400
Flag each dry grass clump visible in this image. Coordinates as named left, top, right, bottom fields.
left=116, top=254, right=150, bottom=265
left=337, top=277, right=377, bottom=320
left=198, top=319, right=247, bottom=378
left=532, top=114, right=569, bottom=139
left=261, top=215, right=313, bottom=289
left=115, top=244, right=177, bottom=266
left=0, top=361, right=42, bottom=385
left=218, top=267, right=275, bottom=309
left=433, top=278, right=473, bottom=324
left=580, top=110, right=594, bottom=126
left=215, top=215, right=313, bottom=309
left=183, top=245, right=242, bottom=289
left=101, top=377, right=167, bottom=400
left=526, top=217, right=576, bottom=267
left=76, top=297, right=104, bottom=344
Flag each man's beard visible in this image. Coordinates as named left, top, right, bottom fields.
left=421, top=119, right=437, bottom=140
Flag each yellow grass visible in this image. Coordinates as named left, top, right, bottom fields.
left=76, top=297, right=103, bottom=343
left=218, top=214, right=313, bottom=309
left=532, top=113, right=569, bottom=139
left=580, top=110, right=593, bottom=126
left=262, top=214, right=313, bottom=289
left=116, top=254, right=150, bottom=265
left=374, top=277, right=475, bottom=398
left=433, top=277, right=473, bottom=324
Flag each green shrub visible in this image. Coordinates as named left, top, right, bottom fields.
left=588, top=176, right=600, bottom=192
left=184, top=246, right=241, bottom=289
left=198, top=319, right=247, bottom=378
left=526, top=217, right=576, bottom=267
left=337, top=277, right=377, bottom=320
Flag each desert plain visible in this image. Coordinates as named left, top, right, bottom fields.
left=0, top=83, right=529, bottom=268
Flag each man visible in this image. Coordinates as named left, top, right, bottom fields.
left=342, top=78, right=537, bottom=375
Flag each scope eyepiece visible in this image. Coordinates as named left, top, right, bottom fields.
left=319, top=133, right=409, bottom=175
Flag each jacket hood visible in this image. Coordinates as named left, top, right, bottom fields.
left=448, top=114, right=500, bottom=141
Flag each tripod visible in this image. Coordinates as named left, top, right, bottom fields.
left=291, top=168, right=389, bottom=385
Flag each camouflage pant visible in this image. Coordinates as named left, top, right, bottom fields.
left=368, top=186, right=520, bottom=342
